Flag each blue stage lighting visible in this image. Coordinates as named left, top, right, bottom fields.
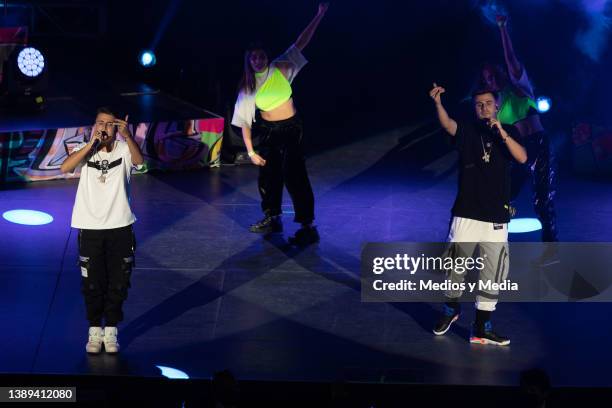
left=139, top=50, right=156, bottom=67
left=17, top=47, right=45, bottom=78
left=508, top=218, right=542, bottom=233
left=536, top=96, right=551, bottom=113
left=2, top=209, right=53, bottom=225
left=156, top=365, right=189, bottom=379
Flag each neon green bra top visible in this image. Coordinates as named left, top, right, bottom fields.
left=498, top=89, right=537, bottom=125
left=255, top=67, right=293, bottom=111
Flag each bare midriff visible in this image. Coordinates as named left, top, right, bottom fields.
left=260, top=98, right=296, bottom=121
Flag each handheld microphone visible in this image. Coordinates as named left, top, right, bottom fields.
left=90, top=131, right=107, bottom=153
left=491, top=122, right=501, bottom=136
left=481, top=118, right=500, bottom=135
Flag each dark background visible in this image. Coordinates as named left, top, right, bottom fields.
left=12, top=0, right=612, bottom=154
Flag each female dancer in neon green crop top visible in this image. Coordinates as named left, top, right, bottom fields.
left=231, top=3, right=329, bottom=246
left=475, top=13, right=557, bottom=242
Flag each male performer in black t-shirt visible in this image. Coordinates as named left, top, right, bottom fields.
left=429, top=83, right=527, bottom=346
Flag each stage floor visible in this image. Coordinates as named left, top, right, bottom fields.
left=1, top=122, right=611, bottom=387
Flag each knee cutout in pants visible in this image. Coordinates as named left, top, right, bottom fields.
left=79, top=256, right=90, bottom=278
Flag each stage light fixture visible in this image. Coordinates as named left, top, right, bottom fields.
left=139, top=50, right=156, bottom=67
left=1, top=45, right=49, bottom=111
left=17, top=47, right=45, bottom=78
left=536, top=96, right=551, bottom=113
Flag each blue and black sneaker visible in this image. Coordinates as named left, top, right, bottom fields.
left=470, top=321, right=510, bottom=346
left=433, top=303, right=460, bottom=336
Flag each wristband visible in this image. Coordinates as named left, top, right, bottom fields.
left=247, top=151, right=256, bottom=158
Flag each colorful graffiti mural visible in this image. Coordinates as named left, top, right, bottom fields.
left=0, top=117, right=224, bottom=183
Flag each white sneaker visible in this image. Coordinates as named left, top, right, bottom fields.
left=103, top=326, right=120, bottom=353
left=86, top=327, right=103, bottom=354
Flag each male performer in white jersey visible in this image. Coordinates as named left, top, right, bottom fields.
left=61, top=107, right=144, bottom=354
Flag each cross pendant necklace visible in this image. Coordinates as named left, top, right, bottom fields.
left=480, top=135, right=492, bottom=163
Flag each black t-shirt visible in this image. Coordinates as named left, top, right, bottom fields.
left=451, top=120, right=521, bottom=224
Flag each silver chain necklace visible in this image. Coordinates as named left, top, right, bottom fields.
left=480, top=134, right=492, bottom=163
left=94, top=141, right=117, bottom=183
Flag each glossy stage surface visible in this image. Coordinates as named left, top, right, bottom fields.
left=1, top=122, right=611, bottom=387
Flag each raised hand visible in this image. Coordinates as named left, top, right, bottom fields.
left=487, top=118, right=505, bottom=138
left=114, top=115, right=131, bottom=138
left=429, top=82, right=446, bottom=104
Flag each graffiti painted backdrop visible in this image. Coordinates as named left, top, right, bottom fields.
left=0, top=117, right=224, bottom=183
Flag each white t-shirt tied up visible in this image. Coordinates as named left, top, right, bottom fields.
left=70, top=140, right=140, bottom=230
left=231, top=44, right=308, bottom=129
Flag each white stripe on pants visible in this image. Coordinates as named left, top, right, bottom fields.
left=445, top=216, right=509, bottom=311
